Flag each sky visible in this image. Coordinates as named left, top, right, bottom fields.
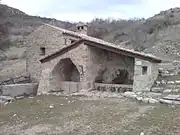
left=2, top=0, right=180, bottom=22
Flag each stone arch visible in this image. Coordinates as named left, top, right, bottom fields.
left=95, top=69, right=132, bottom=84
left=52, top=58, right=80, bottom=82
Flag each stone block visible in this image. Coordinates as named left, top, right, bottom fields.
left=163, top=89, right=172, bottom=94
left=148, top=98, right=158, bottom=104
left=168, top=81, right=175, bottom=84
left=136, top=97, right=143, bottom=101
left=175, top=80, right=180, bottom=84
left=160, top=99, right=173, bottom=104
left=123, top=92, right=135, bottom=98
left=131, top=94, right=138, bottom=99
left=1, top=83, right=38, bottom=97
left=172, top=101, right=180, bottom=105
left=142, top=98, right=149, bottom=103
left=163, top=95, right=180, bottom=100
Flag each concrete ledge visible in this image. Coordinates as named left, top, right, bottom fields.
left=0, top=83, right=38, bottom=97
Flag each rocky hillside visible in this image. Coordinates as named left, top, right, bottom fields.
left=1, top=4, right=180, bottom=59
left=1, top=4, right=180, bottom=83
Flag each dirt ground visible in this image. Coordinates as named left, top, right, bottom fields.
left=0, top=95, right=180, bottom=135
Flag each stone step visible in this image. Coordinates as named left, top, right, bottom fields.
left=159, top=95, right=180, bottom=105
left=151, top=87, right=180, bottom=94
left=154, top=80, right=180, bottom=87
left=163, top=95, right=180, bottom=101
left=160, top=99, right=180, bottom=105
left=155, top=80, right=180, bottom=85
left=153, top=84, right=180, bottom=89
left=151, top=87, right=164, bottom=93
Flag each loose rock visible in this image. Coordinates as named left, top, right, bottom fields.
left=142, top=98, right=149, bottom=103
left=160, top=99, right=173, bottom=104
left=149, top=98, right=158, bottom=104
left=163, top=89, right=172, bottom=94
left=16, top=96, right=25, bottom=100
left=49, top=105, right=54, bottom=109
left=136, top=97, right=143, bottom=102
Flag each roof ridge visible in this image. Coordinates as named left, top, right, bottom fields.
left=42, top=23, right=161, bottom=61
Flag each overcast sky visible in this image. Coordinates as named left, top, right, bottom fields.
left=2, top=0, right=180, bottom=22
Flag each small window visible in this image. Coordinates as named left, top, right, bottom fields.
left=142, top=66, right=148, bottom=75
left=70, top=39, right=76, bottom=44
left=40, top=47, right=45, bottom=55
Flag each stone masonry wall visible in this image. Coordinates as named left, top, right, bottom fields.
left=26, top=25, right=79, bottom=82
left=38, top=43, right=90, bottom=94
left=38, top=43, right=136, bottom=94
left=133, top=58, right=159, bottom=92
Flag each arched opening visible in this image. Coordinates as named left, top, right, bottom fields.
left=112, top=69, right=129, bottom=84
left=52, top=58, right=80, bottom=82
left=95, top=69, right=132, bottom=84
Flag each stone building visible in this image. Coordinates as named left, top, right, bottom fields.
left=26, top=23, right=161, bottom=94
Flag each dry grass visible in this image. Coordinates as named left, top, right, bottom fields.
left=0, top=95, right=179, bottom=135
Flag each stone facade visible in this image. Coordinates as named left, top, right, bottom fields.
left=26, top=25, right=79, bottom=82
left=133, top=58, right=159, bottom=91
left=38, top=43, right=135, bottom=93
left=26, top=23, right=161, bottom=94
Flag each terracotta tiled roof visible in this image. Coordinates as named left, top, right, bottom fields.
left=40, top=23, right=162, bottom=63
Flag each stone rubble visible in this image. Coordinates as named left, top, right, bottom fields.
left=122, top=91, right=159, bottom=104
left=149, top=98, right=159, bottom=104
left=41, top=89, right=180, bottom=106
left=49, top=105, right=55, bottom=109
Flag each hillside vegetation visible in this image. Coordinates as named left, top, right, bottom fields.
left=1, top=4, right=180, bottom=61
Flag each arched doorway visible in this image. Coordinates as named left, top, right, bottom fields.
left=52, top=58, right=80, bottom=82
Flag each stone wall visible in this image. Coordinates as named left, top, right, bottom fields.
left=38, top=42, right=136, bottom=93
left=0, top=83, right=38, bottom=97
left=26, top=25, right=79, bottom=83
left=95, top=83, right=132, bottom=93
left=133, top=58, right=159, bottom=91
left=38, top=43, right=90, bottom=94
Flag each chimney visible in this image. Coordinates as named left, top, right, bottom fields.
left=76, top=22, right=88, bottom=35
